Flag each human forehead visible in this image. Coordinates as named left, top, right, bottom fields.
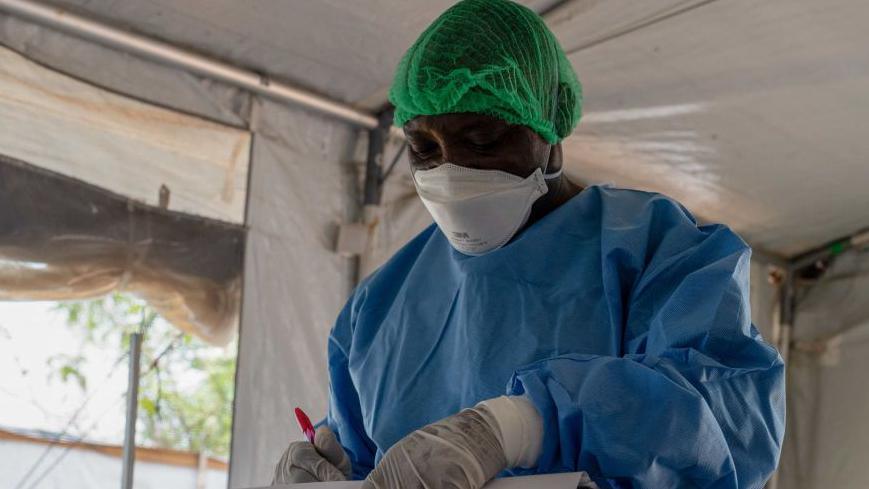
left=403, top=113, right=517, bottom=138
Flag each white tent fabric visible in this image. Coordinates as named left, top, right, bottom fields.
left=778, top=248, right=869, bottom=489
left=0, top=47, right=250, bottom=224
left=1, top=1, right=868, bottom=488
left=23, top=0, right=559, bottom=109
left=0, top=12, right=251, bottom=128
left=231, top=99, right=361, bottom=486
left=8, top=0, right=869, bottom=258
left=1, top=17, right=357, bottom=484
left=556, top=0, right=869, bottom=256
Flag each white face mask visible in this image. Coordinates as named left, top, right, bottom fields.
left=412, top=160, right=562, bottom=256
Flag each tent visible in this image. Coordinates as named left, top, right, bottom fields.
left=1, top=0, right=867, bottom=488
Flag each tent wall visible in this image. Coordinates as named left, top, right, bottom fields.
left=0, top=155, right=246, bottom=346
left=358, top=144, right=431, bottom=278
left=749, top=259, right=776, bottom=345
left=1, top=9, right=791, bottom=489
left=0, top=46, right=250, bottom=224
left=0, top=12, right=251, bottom=128
left=557, top=0, right=869, bottom=258
left=778, top=248, right=869, bottom=489
left=229, top=102, right=361, bottom=487
left=1, top=15, right=362, bottom=487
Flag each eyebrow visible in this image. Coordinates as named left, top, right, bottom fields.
left=464, top=124, right=508, bottom=138
left=403, top=127, right=430, bottom=140
left=432, top=121, right=508, bottom=142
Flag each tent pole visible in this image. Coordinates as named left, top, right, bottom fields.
left=0, top=0, right=383, bottom=131
left=768, top=230, right=868, bottom=489
left=121, top=332, right=143, bottom=489
left=363, top=113, right=393, bottom=206
left=764, top=269, right=793, bottom=489
left=777, top=273, right=795, bottom=366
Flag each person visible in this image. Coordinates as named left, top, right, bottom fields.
left=273, top=0, right=785, bottom=487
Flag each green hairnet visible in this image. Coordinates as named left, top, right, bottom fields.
left=388, top=0, right=582, bottom=144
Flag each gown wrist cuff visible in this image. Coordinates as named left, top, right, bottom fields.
left=476, top=395, right=543, bottom=468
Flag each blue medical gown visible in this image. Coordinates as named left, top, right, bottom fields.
left=324, top=186, right=785, bottom=488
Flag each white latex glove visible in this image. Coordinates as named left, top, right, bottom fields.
left=362, top=405, right=508, bottom=489
left=272, top=425, right=351, bottom=484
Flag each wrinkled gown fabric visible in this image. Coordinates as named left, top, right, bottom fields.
left=324, top=186, right=785, bottom=489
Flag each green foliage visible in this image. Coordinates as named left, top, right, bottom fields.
left=50, top=293, right=236, bottom=457
left=47, top=354, right=87, bottom=390
left=138, top=354, right=235, bottom=455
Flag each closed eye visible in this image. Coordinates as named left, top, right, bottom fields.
left=469, top=141, right=498, bottom=152
left=408, top=138, right=440, bottom=159
left=465, top=131, right=503, bottom=151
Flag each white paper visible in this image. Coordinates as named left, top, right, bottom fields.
left=262, top=472, right=584, bottom=489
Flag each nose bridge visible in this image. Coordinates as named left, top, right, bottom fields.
left=439, top=144, right=454, bottom=164
left=424, top=121, right=473, bottom=168
left=433, top=131, right=454, bottom=164
left=437, top=134, right=474, bottom=168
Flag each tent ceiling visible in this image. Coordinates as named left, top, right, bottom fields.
left=26, top=0, right=869, bottom=258
left=556, top=0, right=869, bottom=257
left=37, top=0, right=561, bottom=107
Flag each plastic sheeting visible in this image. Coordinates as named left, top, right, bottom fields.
left=0, top=12, right=251, bottom=128
left=0, top=42, right=248, bottom=346
left=14, top=0, right=869, bottom=258
left=0, top=155, right=245, bottom=346
left=778, top=248, right=869, bottom=489
left=27, top=0, right=460, bottom=108
left=0, top=45, right=251, bottom=224
left=0, top=18, right=268, bottom=481
left=555, top=0, right=869, bottom=257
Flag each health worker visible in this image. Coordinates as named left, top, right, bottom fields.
left=273, top=0, right=785, bottom=488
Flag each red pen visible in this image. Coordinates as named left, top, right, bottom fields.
left=294, top=407, right=316, bottom=444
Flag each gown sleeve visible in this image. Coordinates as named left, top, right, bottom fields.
left=324, top=292, right=378, bottom=480
left=508, top=192, right=786, bottom=489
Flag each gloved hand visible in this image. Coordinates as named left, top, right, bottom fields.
left=362, top=406, right=508, bottom=489
left=272, top=425, right=351, bottom=484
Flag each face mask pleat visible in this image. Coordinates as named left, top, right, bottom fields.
left=412, top=162, right=551, bottom=255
